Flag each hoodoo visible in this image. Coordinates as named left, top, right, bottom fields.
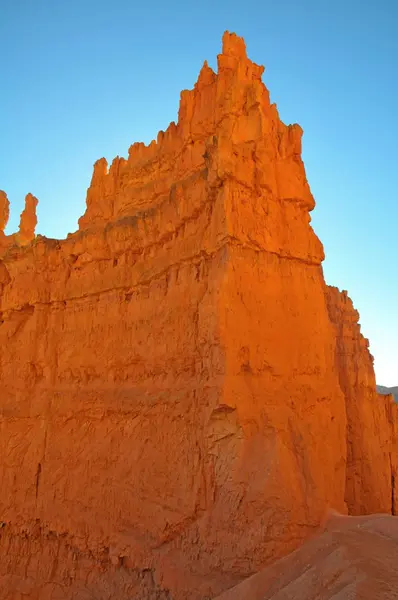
left=17, top=193, right=39, bottom=246
left=0, top=32, right=396, bottom=600
left=0, top=191, right=38, bottom=252
left=0, top=190, right=10, bottom=232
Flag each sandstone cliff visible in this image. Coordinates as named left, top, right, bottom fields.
left=326, top=287, right=398, bottom=516
left=0, top=32, right=396, bottom=600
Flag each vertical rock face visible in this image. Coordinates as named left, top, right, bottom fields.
left=0, top=190, right=10, bottom=232
left=326, top=287, right=398, bottom=516
left=0, top=191, right=39, bottom=252
left=0, top=32, right=396, bottom=600
left=0, top=191, right=10, bottom=254
left=17, top=193, right=38, bottom=245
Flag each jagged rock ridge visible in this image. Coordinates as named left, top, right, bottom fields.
left=0, top=32, right=396, bottom=600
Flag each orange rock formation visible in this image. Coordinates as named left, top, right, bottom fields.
left=17, top=193, right=39, bottom=246
left=0, top=190, right=10, bottom=232
left=0, top=191, right=39, bottom=252
left=0, top=190, right=10, bottom=253
left=0, top=32, right=396, bottom=599
left=326, top=287, right=398, bottom=516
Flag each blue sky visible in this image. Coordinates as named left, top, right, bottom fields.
left=1, top=0, right=397, bottom=385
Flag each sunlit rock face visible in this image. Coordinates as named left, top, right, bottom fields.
left=0, top=31, right=396, bottom=600
left=0, top=190, right=38, bottom=252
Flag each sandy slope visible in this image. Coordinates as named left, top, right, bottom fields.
left=215, top=513, right=398, bottom=600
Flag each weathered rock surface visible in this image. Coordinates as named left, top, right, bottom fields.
left=0, top=190, right=10, bottom=232
left=0, top=191, right=39, bottom=252
left=17, top=193, right=39, bottom=246
left=326, top=287, right=398, bottom=517
left=0, top=190, right=10, bottom=253
left=0, top=32, right=396, bottom=600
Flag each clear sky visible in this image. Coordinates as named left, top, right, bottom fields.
left=1, top=0, right=397, bottom=385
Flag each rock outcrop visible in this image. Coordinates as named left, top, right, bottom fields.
left=0, top=191, right=39, bottom=253
left=326, top=287, right=398, bottom=517
left=17, top=193, right=39, bottom=246
left=0, top=32, right=396, bottom=600
left=0, top=190, right=10, bottom=253
left=0, top=190, right=10, bottom=232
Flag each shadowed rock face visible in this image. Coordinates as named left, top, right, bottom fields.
left=0, top=31, right=396, bottom=600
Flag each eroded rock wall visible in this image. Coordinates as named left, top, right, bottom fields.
left=326, top=286, right=398, bottom=515
left=0, top=31, right=395, bottom=600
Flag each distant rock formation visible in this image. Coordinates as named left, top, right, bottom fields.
left=0, top=31, right=396, bottom=600
left=0, top=190, right=38, bottom=252
left=0, top=190, right=10, bottom=232
left=326, top=288, right=397, bottom=515
left=17, top=193, right=38, bottom=245
left=378, top=385, right=398, bottom=402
